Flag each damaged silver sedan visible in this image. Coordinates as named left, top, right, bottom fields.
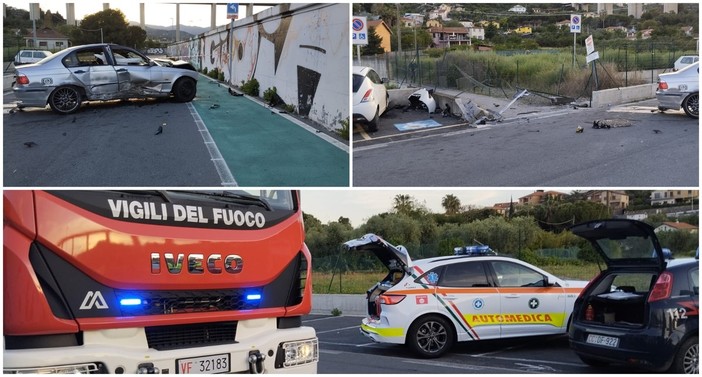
left=13, top=43, right=198, bottom=115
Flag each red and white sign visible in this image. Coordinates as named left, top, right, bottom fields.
left=416, top=295, right=428, bottom=305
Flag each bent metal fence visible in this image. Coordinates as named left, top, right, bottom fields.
left=356, top=42, right=697, bottom=100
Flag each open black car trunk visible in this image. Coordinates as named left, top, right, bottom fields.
left=570, top=220, right=666, bottom=329
left=578, top=270, right=659, bottom=328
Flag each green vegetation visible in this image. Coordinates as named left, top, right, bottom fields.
left=314, top=264, right=605, bottom=294
left=336, top=118, right=350, bottom=140
left=306, top=192, right=698, bottom=294
left=240, top=78, right=260, bottom=96
left=263, top=87, right=278, bottom=105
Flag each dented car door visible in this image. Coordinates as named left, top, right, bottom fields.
left=64, top=47, right=119, bottom=99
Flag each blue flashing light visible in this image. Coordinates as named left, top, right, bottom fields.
left=120, top=298, right=142, bottom=306
left=454, top=245, right=496, bottom=256
left=246, top=294, right=262, bottom=301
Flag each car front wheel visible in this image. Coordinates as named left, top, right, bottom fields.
left=48, top=86, right=82, bottom=114
left=682, top=92, right=699, bottom=118
left=670, top=336, right=698, bottom=374
left=173, top=77, right=197, bottom=102
left=406, top=315, right=455, bottom=358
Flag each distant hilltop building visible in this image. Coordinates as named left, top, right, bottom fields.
left=509, top=5, right=527, bottom=14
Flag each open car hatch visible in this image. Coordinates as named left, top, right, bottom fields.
left=570, top=219, right=666, bottom=270
left=344, top=233, right=412, bottom=273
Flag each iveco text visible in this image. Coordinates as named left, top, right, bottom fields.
left=151, top=253, right=244, bottom=274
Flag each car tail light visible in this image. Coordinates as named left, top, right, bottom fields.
left=15, top=75, right=29, bottom=85
left=360, top=89, right=373, bottom=103
left=658, top=81, right=669, bottom=90
left=648, top=271, right=673, bottom=302
left=585, top=304, right=594, bottom=321
left=378, top=294, right=406, bottom=305
left=374, top=294, right=406, bottom=318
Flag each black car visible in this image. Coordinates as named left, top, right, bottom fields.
left=568, top=219, right=698, bottom=374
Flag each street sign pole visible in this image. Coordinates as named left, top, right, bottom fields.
left=573, top=33, right=576, bottom=67
left=570, top=14, right=581, bottom=67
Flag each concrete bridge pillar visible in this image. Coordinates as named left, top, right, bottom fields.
left=597, top=3, right=613, bottom=16
left=175, top=3, right=181, bottom=41
left=663, top=3, right=678, bottom=13
left=628, top=3, right=643, bottom=19
left=66, top=3, right=75, bottom=26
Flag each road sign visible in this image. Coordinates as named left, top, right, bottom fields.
left=227, top=3, right=239, bottom=20
left=586, top=51, right=600, bottom=64
left=570, top=14, right=581, bottom=33
left=585, top=35, right=594, bottom=55
left=352, top=16, right=368, bottom=46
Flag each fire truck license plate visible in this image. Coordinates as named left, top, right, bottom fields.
left=586, top=334, right=619, bottom=348
left=177, top=354, right=230, bottom=374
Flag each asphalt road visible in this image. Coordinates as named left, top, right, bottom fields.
left=3, top=97, right=224, bottom=187
left=3, top=73, right=349, bottom=187
left=304, top=314, right=653, bottom=374
left=353, top=99, right=699, bottom=187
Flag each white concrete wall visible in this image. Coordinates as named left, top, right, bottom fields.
left=168, top=3, right=349, bottom=130
left=591, top=83, right=656, bottom=108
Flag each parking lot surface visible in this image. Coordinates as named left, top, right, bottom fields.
left=3, top=73, right=349, bottom=187
left=353, top=98, right=698, bottom=187
left=304, top=314, right=654, bottom=374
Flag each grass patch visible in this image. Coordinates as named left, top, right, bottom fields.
left=312, top=264, right=603, bottom=294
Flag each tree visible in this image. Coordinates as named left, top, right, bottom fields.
left=393, top=194, right=417, bottom=216
left=123, top=25, right=148, bottom=49
left=484, top=22, right=499, bottom=40
left=71, top=8, right=146, bottom=47
left=441, top=194, right=461, bottom=215
left=361, top=26, right=385, bottom=55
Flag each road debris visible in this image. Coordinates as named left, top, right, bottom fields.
left=592, top=119, right=632, bottom=129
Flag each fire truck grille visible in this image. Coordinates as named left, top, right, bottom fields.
left=145, top=321, right=238, bottom=351
left=115, top=290, right=260, bottom=316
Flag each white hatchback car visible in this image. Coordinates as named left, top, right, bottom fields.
left=344, top=234, right=588, bottom=358
left=352, top=66, right=389, bottom=132
left=656, top=61, right=699, bottom=118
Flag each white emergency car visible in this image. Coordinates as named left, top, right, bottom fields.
left=344, top=233, right=589, bottom=358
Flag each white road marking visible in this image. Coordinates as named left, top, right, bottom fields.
left=187, top=102, right=237, bottom=186
left=315, top=325, right=361, bottom=334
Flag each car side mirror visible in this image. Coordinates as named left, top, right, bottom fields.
left=543, top=276, right=554, bottom=287
left=382, top=77, right=388, bottom=83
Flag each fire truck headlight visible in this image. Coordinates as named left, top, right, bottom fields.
left=275, top=338, right=318, bottom=368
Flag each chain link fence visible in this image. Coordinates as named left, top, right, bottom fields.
left=355, top=42, right=697, bottom=100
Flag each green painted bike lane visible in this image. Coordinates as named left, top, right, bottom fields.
left=192, top=78, right=349, bottom=187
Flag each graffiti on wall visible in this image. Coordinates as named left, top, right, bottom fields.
left=168, top=3, right=348, bottom=130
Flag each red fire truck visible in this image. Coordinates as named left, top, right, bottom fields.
left=4, top=190, right=317, bottom=374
